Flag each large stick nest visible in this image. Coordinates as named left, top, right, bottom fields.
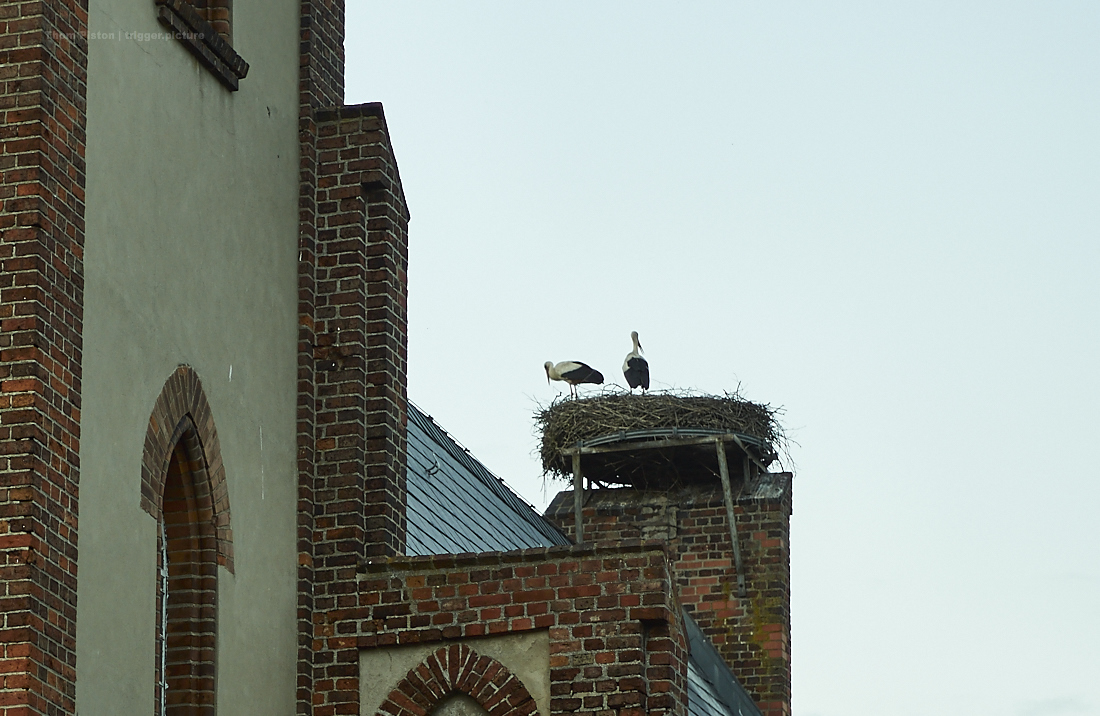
left=536, top=390, right=784, bottom=487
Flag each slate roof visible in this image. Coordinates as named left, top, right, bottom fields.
left=405, top=402, right=759, bottom=716
left=406, top=403, right=569, bottom=556
left=684, top=609, right=763, bottom=716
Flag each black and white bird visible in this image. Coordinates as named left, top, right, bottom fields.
left=622, top=331, right=650, bottom=392
left=544, top=360, right=604, bottom=398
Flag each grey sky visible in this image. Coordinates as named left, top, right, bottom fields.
left=346, top=3, right=1099, bottom=715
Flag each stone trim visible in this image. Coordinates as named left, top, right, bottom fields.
left=155, top=0, right=248, bottom=91
left=377, top=644, right=538, bottom=716
left=141, top=365, right=233, bottom=572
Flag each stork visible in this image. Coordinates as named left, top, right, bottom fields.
left=544, top=360, right=604, bottom=398
left=622, top=330, right=649, bottom=392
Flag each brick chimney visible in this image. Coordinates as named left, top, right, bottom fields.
left=546, top=472, right=793, bottom=716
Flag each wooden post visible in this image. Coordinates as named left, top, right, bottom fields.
left=716, top=439, right=746, bottom=598
left=573, top=451, right=584, bottom=544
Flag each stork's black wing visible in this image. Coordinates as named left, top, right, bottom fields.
left=562, top=362, right=603, bottom=385
left=624, top=356, right=649, bottom=390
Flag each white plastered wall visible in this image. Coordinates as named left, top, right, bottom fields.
left=78, top=0, right=304, bottom=712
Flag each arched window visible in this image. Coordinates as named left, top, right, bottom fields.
left=143, top=366, right=232, bottom=716
left=158, top=428, right=218, bottom=714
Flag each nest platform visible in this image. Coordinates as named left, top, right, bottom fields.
left=536, top=392, right=781, bottom=488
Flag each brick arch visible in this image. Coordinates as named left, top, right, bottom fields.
left=377, top=644, right=538, bottom=716
left=141, top=364, right=233, bottom=572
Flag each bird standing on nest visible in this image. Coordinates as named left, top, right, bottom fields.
left=622, top=330, right=649, bottom=392
left=544, top=360, right=604, bottom=398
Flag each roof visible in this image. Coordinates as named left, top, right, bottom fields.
left=684, top=609, right=763, bottom=716
left=406, top=403, right=569, bottom=556
left=405, top=402, right=759, bottom=716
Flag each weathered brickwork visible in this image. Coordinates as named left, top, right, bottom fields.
left=298, top=8, right=412, bottom=713
left=298, top=4, right=346, bottom=711
left=344, top=544, right=688, bottom=716
left=378, top=644, right=538, bottom=716
left=300, top=104, right=410, bottom=716
left=299, top=0, right=344, bottom=113
left=187, top=0, right=231, bottom=41
left=314, top=103, right=409, bottom=563
left=546, top=477, right=793, bottom=716
left=0, top=1, right=87, bottom=713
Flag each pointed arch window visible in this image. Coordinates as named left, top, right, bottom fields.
left=157, top=427, right=218, bottom=714
left=142, top=366, right=232, bottom=716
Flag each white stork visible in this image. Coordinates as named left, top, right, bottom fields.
left=622, top=331, right=649, bottom=391
left=544, top=360, right=604, bottom=398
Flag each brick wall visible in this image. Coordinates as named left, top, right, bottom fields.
left=312, top=103, right=409, bottom=564
left=160, top=438, right=218, bottom=716
left=298, top=3, right=346, bottom=711
left=307, top=102, right=410, bottom=716
left=546, top=476, right=793, bottom=716
left=0, top=1, right=87, bottom=714
left=348, top=543, right=688, bottom=716
left=299, top=7, right=411, bottom=712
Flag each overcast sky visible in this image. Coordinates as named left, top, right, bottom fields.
left=345, top=4, right=1100, bottom=715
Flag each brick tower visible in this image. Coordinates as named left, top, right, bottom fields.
left=544, top=412, right=794, bottom=716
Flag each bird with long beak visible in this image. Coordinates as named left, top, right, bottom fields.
left=544, top=360, right=604, bottom=398
left=622, top=331, right=649, bottom=392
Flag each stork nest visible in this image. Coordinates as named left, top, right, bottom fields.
left=536, top=390, right=784, bottom=487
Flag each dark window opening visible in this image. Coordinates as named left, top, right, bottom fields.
left=156, top=434, right=218, bottom=716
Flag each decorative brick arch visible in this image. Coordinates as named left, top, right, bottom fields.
left=141, top=364, right=233, bottom=571
left=377, top=644, right=538, bottom=716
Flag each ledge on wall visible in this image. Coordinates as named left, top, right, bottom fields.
left=155, top=0, right=249, bottom=91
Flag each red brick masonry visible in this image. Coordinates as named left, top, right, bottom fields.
left=547, top=476, right=794, bottom=716
left=378, top=643, right=538, bottom=716
left=322, top=542, right=689, bottom=716
left=0, top=1, right=87, bottom=713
